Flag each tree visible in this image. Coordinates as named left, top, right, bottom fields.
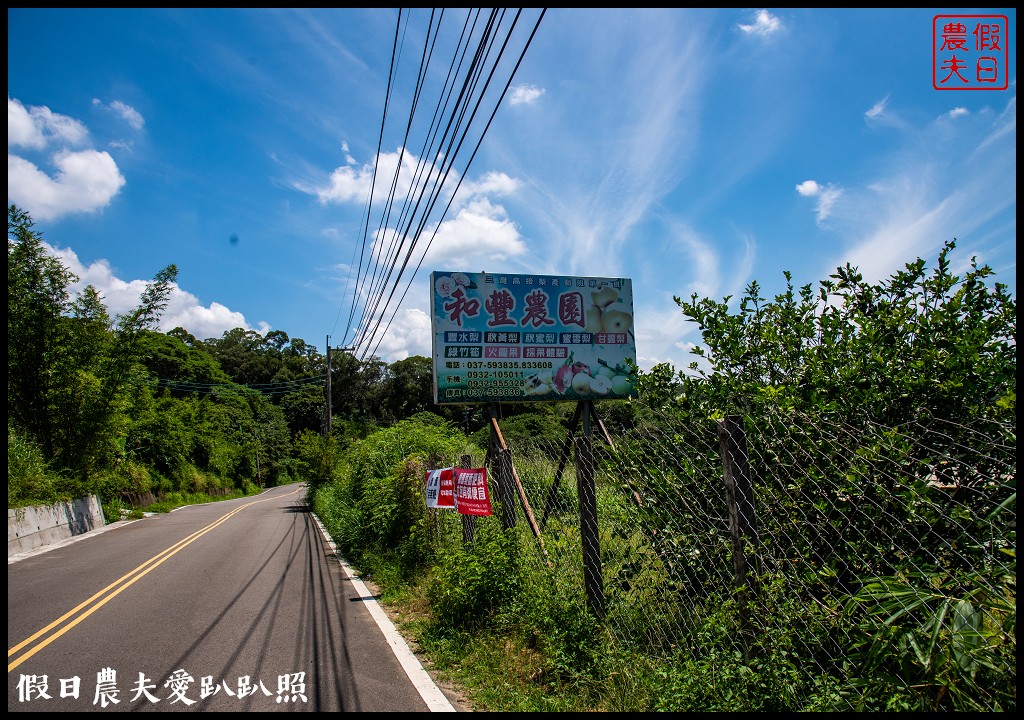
left=281, top=385, right=328, bottom=437
left=204, top=328, right=276, bottom=385
left=330, top=352, right=387, bottom=425
left=9, top=205, right=186, bottom=479
left=628, top=239, right=1016, bottom=597
left=668, top=239, right=1015, bottom=426
left=135, top=330, right=232, bottom=392
left=7, top=204, right=77, bottom=449
left=380, top=355, right=435, bottom=423
left=203, top=328, right=322, bottom=387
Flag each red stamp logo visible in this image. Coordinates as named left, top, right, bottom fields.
left=934, top=15, right=1009, bottom=90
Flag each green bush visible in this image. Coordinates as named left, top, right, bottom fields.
left=331, top=416, right=472, bottom=558
left=100, top=497, right=144, bottom=523
left=511, top=571, right=603, bottom=682
left=7, top=425, right=87, bottom=507
left=8, top=425, right=60, bottom=507
left=427, top=521, right=524, bottom=633
left=651, top=585, right=825, bottom=711
left=470, top=411, right=569, bottom=460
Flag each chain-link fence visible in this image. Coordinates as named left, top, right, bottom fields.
left=421, top=402, right=1016, bottom=710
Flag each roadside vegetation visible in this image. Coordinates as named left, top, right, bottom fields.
left=307, top=237, right=1015, bottom=711
left=9, top=202, right=1015, bottom=710
left=7, top=204, right=459, bottom=519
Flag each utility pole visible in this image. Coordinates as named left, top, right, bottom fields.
left=324, top=337, right=355, bottom=438
left=325, top=335, right=332, bottom=437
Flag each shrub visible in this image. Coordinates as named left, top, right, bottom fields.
left=7, top=425, right=87, bottom=507
left=427, top=521, right=524, bottom=633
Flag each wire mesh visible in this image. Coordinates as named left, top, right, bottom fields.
left=421, top=402, right=1015, bottom=710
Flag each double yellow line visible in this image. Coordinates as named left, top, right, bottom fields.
left=8, top=494, right=284, bottom=673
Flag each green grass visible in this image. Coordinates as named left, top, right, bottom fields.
left=140, top=489, right=252, bottom=514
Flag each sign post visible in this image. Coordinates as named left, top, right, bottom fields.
left=430, top=270, right=636, bottom=617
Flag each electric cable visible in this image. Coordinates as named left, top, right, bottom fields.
left=363, top=9, right=546, bottom=361
left=353, top=8, right=494, bottom=354
left=335, top=8, right=546, bottom=363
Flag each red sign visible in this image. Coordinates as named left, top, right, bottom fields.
left=453, top=468, right=493, bottom=516
left=425, top=468, right=456, bottom=509
left=933, top=15, right=1009, bottom=90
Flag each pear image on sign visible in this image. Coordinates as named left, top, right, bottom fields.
left=547, top=356, right=624, bottom=397
left=587, top=284, right=632, bottom=335
left=594, top=358, right=635, bottom=396
left=524, top=368, right=554, bottom=396
left=545, top=356, right=635, bottom=398
left=600, top=302, right=631, bottom=333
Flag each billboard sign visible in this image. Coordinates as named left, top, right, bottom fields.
left=430, top=271, right=638, bottom=404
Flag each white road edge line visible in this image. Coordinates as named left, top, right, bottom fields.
left=312, top=514, right=457, bottom=712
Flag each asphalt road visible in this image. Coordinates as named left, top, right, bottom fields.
left=8, top=484, right=471, bottom=712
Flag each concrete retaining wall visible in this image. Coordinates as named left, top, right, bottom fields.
left=8, top=495, right=106, bottom=557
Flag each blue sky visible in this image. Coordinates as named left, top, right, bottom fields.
left=8, top=8, right=1017, bottom=373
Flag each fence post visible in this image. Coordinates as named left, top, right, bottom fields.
left=460, top=453, right=476, bottom=545
left=717, top=414, right=759, bottom=659
left=577, top=401, right=605, bottom=619
left=487, top=408, right=518, bottom=530
left=496, top=447, right=518, bottom=529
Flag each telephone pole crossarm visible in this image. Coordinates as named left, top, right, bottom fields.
left=324, top=338, right=357, bottom=437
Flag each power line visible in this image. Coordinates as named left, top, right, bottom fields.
left=333, top=8, right=546, bottom=362
left=355, top=7, right=498, bottom=356
left=354, top=8, right=468, bottom=350
left=134, top=375, right=325, bottom=397
left=364, top=8, right=548, bottom=360
left=339, top=8, right=410, bottom=347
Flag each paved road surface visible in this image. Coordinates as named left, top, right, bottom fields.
left=8, top=484, right=472, bottom=712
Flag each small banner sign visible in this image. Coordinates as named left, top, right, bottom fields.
left=453, top=467, right=493, bottom=516
left=425, top=467, right=457, bottom=509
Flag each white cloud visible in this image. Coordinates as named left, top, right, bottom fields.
left=822, top=97, right=1015, bottom=289
left=162, top=295, right=267, bottom=339
left=316, top=155, right=374, bottom=203
left=8, top=149, right=126, bottom=221
left=8, top=98, right=45, bottom=149
left=110, top=100, right=145, bottom=130
left=943, top=107, right=969, bottom=120
left=46, top=246, right=143, bottom=318
left=499, top=13, right=708, bottom=279
left=340, top=140, right=356, bottom=165
left=627, top=218, right=749, bottom=374
left=674, top=226, right=720, bottom=298
left=417, top=197, right=527, bottom=268
left=508, top=84, right=545, bottom=106
left=864, top=94, right=908, bottom=130
left=8, top=98, right=127, bottom=221
left=865, top=94, right=889, bottom=119
left=795, top=179, right=843, bottom=222
left=737, top=9, right=783, bottom=37
left=814, top=186, right=843, bottom=222
left=460, top=170, right=520, bottom=197
left=358, top=202, right=524, bottom=282
left=315, top=146, right=525, bottom=272
left=634, top=304, right=694, bottom=373
left=8, top=97, right=89, bottom=149
left=316, top=147, right=449, bottom=207
left=795, top=179, right=820, bottom=197
left=360, top=306, right=432, bottom=362
left=44, top=242, right=267, bottom=340
left=724, top=230, right=758, bottom=304
left=829, top=199, right=945, bottom=288
left=975, top=96, right=1015, bottom=153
